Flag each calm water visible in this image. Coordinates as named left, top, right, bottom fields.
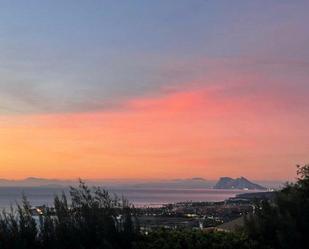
left=0, top=187, right=252, bottom=209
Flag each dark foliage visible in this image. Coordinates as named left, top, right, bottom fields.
left=244, top=164, right=309, bottom=249
left=133, top=229, right=251, bottom=249
left=0, top=180, right=138, bottom=249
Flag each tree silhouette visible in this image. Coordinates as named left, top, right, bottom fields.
left=0, top=180, right=138, bottom=249
left=244, top=164, right=309, bottom=249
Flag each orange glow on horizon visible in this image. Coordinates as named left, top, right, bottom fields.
left=0, top=85, right=307, bottom=181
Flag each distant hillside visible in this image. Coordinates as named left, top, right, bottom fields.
left=131, top=178, right=215, bottom=189
left=0, top=177, right=72, bottom=187
left=0, top=177, right=217, bottom=189
left=0, top=177, right=132, bottom=188
left=233, top=191, right=276, bottom=200
left=214, top=177, right=267, bottom=190
left=0, top=176, right=273, bottom=190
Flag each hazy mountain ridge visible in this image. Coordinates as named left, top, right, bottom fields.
left=131, top=178, right=215, bottom=189
left=0, top=177, right=125, bottom=187
left=0, top=177, right=72, bottom=187
left=0, top=177, right=215, bottom=188
left=0, top=177, right=282, bottom=189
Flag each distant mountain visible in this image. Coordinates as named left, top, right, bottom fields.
left=0, top=176, right=274, bottom=190
left=0, top=177, right=72, bottom=187
left=131, top=178, right=215, bottom=189
left=0, top=177, right=124, bottom=187
left=0, top=177, right=213, bottom=188
left=214, top=177, right=267, bottom=190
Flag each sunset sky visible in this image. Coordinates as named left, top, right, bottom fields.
left=0, top=0, right=308, bottom=180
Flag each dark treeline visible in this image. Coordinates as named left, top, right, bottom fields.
left=0, top=165, right=308, bottom=249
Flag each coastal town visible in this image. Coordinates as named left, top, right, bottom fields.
left=135, top=191, right=274, bottom=232
left=30, top=191, right=274, bottom=233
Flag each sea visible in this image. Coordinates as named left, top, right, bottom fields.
left=0, top=187, right=254, bottom=209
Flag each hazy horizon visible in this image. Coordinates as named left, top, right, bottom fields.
left=0, top=176, right=286, bottom=189
left=0, top=176, right=290, bottom=182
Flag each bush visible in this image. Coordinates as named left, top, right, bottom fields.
left=0, top=180, right=138, bottom=249
left=244, top=165, right=309, bottom=249
left=133, top=229, right=250, bottom=249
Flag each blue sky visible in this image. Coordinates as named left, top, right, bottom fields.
left=0, top=0, right=309, bottom=114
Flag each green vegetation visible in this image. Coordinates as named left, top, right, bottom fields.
left=0, top=165, right=308, bottom=249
